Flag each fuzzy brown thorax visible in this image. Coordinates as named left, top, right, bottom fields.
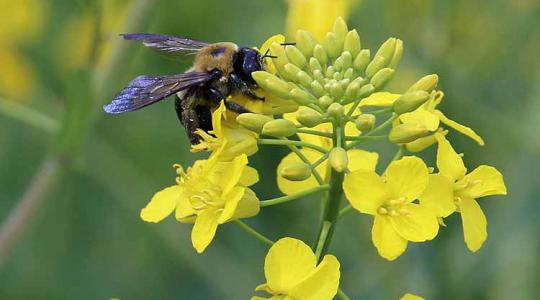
left=193, top=42, right=239, bottom=75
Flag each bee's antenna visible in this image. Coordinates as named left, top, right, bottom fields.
left=280, top=42, right=296, bottom=46
left=262, top=48, right=278, bottom=59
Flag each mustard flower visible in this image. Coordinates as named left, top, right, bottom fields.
left=252, top=237, right=340, bottom=300
left=343, top=156, right=439, bottom=260
left=140, top=154, right=260, bottom=253
left=401, top=293, right=425, bottom=300
left=420, top=134, right=506, bottom=251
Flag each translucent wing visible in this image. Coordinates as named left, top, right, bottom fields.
left=121, top=33, right=209, bottom=59
left=103, top=72, right=213, bottom=114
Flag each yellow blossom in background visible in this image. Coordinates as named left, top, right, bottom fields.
left=400, top=293, right=425, bottom=300
left=0, top=0, right=46, bottom=100
left=420, top=134, right=506, bottom=252
left=343, top=156, right=439, bottom=260
left=192, top=101, right=259, bottom=161
left=140, top=154, right=260, bottom=253
left=252, top=237, right=340, bottom=300
left=286, top=0, right=357, bottom=40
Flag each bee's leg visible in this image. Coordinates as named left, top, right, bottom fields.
left=230, top=73, right=265, bottom=101
left=207, top=87, right=252, bottom=114
left=175, top=95, right=201, bottom=145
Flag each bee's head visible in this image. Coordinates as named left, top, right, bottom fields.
left=235, top=47, right=264, bottom=84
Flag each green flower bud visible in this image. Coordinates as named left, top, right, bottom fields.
left=252, top=71, right=292, bottom=99
left=389, top=123, right=430, bottom=144
left=353, top=49, right=371, bottom=72
left=269, top=42, right=288, bottom=72
left=333, top=17, right=348, bottom=45
left=374, top=38, right=397, bottom=64
left=325, top=66, right=336, bottom=78
left=312, top=69, right=325, bottom=83
left=318, top=95, right=333, bottom=109
left=405, top=129, right=447, bottom=152
left=365, top=56, right=387, bottom=78
left=296, top=30, right=317, bottom=58
left=262, top=119, right=297, bottom=137
left=345, top=81, right=360, bottom=100
left=332, top=72, right=342, bottom=80
left=333, top=57, right=344, bottom=71
left=286, top=45, right=307, bottom=69
left=407, top=74, right=439, bottom=93
left=344, top=29, right=361, bottom=57
left=327, top=102, right=344, bottom=117
left=296, top=106, right=323, bottom=127
left=310, top=81, right=325, bottom=97
left=330, top=82, right=344, bottom=99
left=296, top=70, right=313, bottom=88
left=388, top=39, right=403, bottom=69
left=393, top=91, right=430, bottom=114
left=357, top=83, right=375, bottom=98
left=355, top=114, right=376, bottom=132
left=329, top=147, right=349, bottom=172
left=284, top=63, right=302, bottom=80
left=339, top=78, right=350, bottom=89
left=339, top=51, right=353, bottom=70
left=370, top=68, right=395, bottom=89
left=323, top=32, right=342, bottom=59
left=343, top=68, right=354, bottom=79
left=280, top=162, right=312, bottom=181
left=290, top=88, right=316, bottom=105
left=236, top=113, right=273, bottom=132
left=313, top=44, right=328, bottom=67
left=309, top=57, right=323, bottom=73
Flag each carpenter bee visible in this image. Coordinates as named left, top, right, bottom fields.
left=103, top=33, right=276, bottom=144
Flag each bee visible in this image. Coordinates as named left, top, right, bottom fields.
left=103, top=33, right=277, bottom=144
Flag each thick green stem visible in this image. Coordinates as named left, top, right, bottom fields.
left=234, top=220, right=274, bottom=246
left=260, top=185, right=330, bottom=207
left=297, top=128, right=333, bottom=138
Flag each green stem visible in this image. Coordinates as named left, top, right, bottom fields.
left=258, top=138, right=328, bottom=154
left=297, top=128, right=333, bottom=138
left=311, top=152, right=330, bottom=169
left=365, top=107, right=393, bottom=115
left=234, top=220, right=274, bottom=246
left=337, top=288, right=352, bottom=300
left=0, top=98, right=60, bottom=134
left=346, top=114, right=397, bottom=149
left=280, top=138, right=326, bottom=185
left=314, top=221, right=332, bottom=258
left=344, top=135, right=387, bottom=141
left=260, top=185, right=330, bottom=207
left=337, top=205, right=353, bottom=219
left=391, top=146, right=405, bottom=161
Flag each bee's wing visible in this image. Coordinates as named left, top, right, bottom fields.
left=103, top=72, right=213, bottom=114
left=121, top=33, right=209, bottom=59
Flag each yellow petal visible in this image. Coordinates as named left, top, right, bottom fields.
left=419, top=174, right=456, bottom=218
left=399, top=108, right=440, bottom=131
left=289, top=255, right=340, bottom=300
left=390, top=203, right=439, bottom=242
left=218, top=186, right=245, bottom=224
left=232, top=188, right=260, bottom=219
left=434, top=110, right=485, bottom=145
left=265, top=237, right=317, bottom=294
left=212, top=154, right=248, bottom=194
left=400, top=293, right=425, bottom=300
left=260, top=34, right=285, bottom=74
left=359, top=92, right=401, bottom=107
left=140, top=185, right=181, bottom=223
left=175, top=194, right=195, bottom=221
left=277, top=151, right=326, bottom=195
left=458, top=197, right=487, bottom=252
left=347, top=149, right=379, bottom=172
left=298, top=122, right=334, bottom=149
left=457, top=165, right=507, bottom=199
left=343, top=171, right=388, bottom=215
left=239, top=166, right=260, bottom=187
left=435, top=134, right=467, bottom=181
left=385, top=156, right=429, bottom=201
left=372, top=215, right=408, bottom=261
left=191, top=209, right=220, bottom=253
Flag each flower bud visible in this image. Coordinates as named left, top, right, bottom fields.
left=343, top=68, right=354, bottom=79
left=365, top=56, right=387, bottom=78
left=357, top=83, right=375, bottom=98
left=286, top=45, right=307, bottom=69
left=269, top=42, right=288, bottom=72
left=392, top=91, right=430, bottom=114
left=333, top=17, right=348, bottom=45
left=313, top=44, right=328, bottom=67
left=284, top=63, right=302, bottom=80
left=325, top=66, right=336, bottom=78
left=296, top=30, right=317, bottom=58
left=309, top=57, right=323, bottom=73
left=280, top=162, right=312, bottom=181
left=407, top=74, right=439, bottom=93
left=345, top=81, right=360, bottom=100
left=355, top=114, right=376, bottom=132
left=388, top=39, right=403, bottom=69
left=329, top=82, right=344, bottom=99
left=389, top=123, right=430, bottom=144
left=353, top=49, right=370, bottom=72
left=339, top=51, right=353, bottom=70
left=312, top=69, right=324, bottom=83
left=323, top=32, right=342, bottom=59
left=262, top=119, right=297, bottom=137
left=318, top=95, right=333, bottom=109
left=344, top=29, right=361, bottom=57
left=236, top=113, right=273, bottom=132
left=290, top=88, right=316, bottom=105
left=329, top=147, right=349, bottom=172
left=296, top=106, right=323, bottom=127
left=310, top=81, right=325, bottom=97
left=327, top=103, right=344, bottom=117
left=296, top=71, right=313, bottom=88
left=405, top=129, right=448, bottom=152
left=370, top=68, right=394, bottom=89
left=252, top=71, right=292, bottom=99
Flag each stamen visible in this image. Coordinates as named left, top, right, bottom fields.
left=377, top=207, right=388, bottom=215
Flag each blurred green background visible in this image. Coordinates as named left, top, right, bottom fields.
left=1, top=0, right=538, bottom=299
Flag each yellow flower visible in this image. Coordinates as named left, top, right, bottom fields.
left=191, top=101, right=258, bottom=161
left=252, top=237, right=340, bottom=300
left=420, top=134, right=506, bottom=252
left=140, top=154, right=260, bottom=253
left=400, top=293, right=425, bottom=300
left=343, top=156, right=439, bottom=260
left=277, top=113, right=378, bottom=195
left=285, top=0, right=357, bottom=40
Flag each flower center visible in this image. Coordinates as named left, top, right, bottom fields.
left=189, top=186, right=223, bottom=211
left=377, top=197, right=409, bottom=216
